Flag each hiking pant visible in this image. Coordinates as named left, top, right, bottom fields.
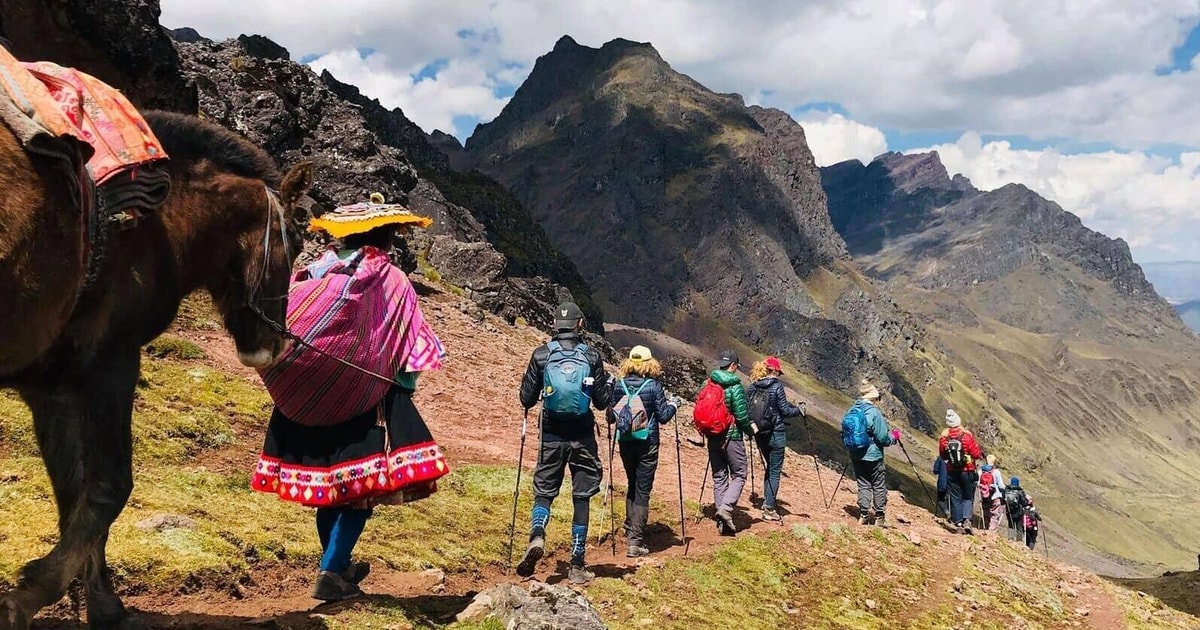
left=530, top=438, right=602, bottom=563
left=1005, top=504, right=1026, bottom=541
left=946, top=469, right=977, bottom=525
left=852, top=457, right=888, bottom=516
left=707, top=437, right=747, bottom=514
left=754, top=430, right=786, bottom=511
left=981, top=497, right=1003, bottom=531
left=316, top=506, right=373, bottom=573
left=619, top=439, right=659, bottom=548
left=1026, top=528, right=1039, bottom=550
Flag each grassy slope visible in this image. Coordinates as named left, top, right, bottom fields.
left=0, top=293, right=1197, bottom=628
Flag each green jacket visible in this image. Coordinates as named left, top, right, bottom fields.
left=709, top=369, right=753, bottom=440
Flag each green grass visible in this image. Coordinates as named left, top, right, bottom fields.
left=145, top=335, right=207, bottom=360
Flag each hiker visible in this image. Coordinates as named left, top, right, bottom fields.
left=978, top=455, right=1006, bottom=532
left=939, top=409, right=985, bottom=534
left=1003, top=477, right=1030, bottom=541
left=608, top=346, right=681, bottom=557
left=841, top=380, right=900, bottom=527
left=1024, top=496, right=1041, bottom=550
left=251, top=194, right=449, bottom=602
left=516, top=302, right=613, bottom=584
left=748, top=356, right=805, bottom=523
left=933, top=456, right=949, bottom=518
left=697, top=350, right=755, bottom=535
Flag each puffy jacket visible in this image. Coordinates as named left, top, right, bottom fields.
left=938, top=427, right=985, bottom=471
left=848, top=399, right=894, bottom=462
left=609, top=375, right=676, bottom=445
left=709, top=369, right=753, bottom=440
left=519, top=332, right=612, bottom=441
left=932, top=457, right=948, bottom=492
left=749, top=377, right=803, bottom=434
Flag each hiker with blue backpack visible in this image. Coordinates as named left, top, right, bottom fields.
left=515, top=302, right=613, bottom=584
left=748, top=357, right=806, bottom=523
left=692, top=350, right=755, bottom=536
left=842, top=380, right=901, bottom=527
left=607, top=346, right=681, bottom=557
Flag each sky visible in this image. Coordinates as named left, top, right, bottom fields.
left=160, top=0, right=1200, bottom=264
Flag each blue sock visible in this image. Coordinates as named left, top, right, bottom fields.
left=531, top=500, right=551, bottom=535
left=571, top=524, right=588, bottom=563
left=319, top=507, right=372, bottom=573
left=316, top=508, right=338, bottom=551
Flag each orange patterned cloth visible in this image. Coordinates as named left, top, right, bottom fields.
left=0, top=46, right=167, bottom=184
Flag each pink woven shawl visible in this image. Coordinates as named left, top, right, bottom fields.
left=259, top=247, right=445, bottom=426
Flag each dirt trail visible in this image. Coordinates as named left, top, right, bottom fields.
left=31, top=286, right=1135, bottom=629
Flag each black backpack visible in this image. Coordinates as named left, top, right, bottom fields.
left=1004, top=487, right=1027, bottom=515
left=945, top=436, right=967, bottom=467
left=747, top=386, right=773, bottom=434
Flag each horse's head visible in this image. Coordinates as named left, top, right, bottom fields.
left=209, top=162, right=312, bottom=368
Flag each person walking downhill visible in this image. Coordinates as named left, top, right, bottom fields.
left=608, top=346, right=681, bottom=557
left=1023, top=496, right=1042, bottom=550
left=933, top=456, right=949, bottom=519
left=252, top=194, right=449, bottom=602
left=516, top=302, right=613, bottom=584
left=748, top=357, right=805, bottom=523
left=841, top=380, right=901, bottom=527
left=1003, top=477, right=1030, bottom=542
left=978, top=455, right=1006, bottom=532
left=703, top=350, right=755, bottom=535
left=939, top=409, right=986, bottom=535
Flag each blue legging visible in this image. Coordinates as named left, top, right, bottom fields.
left=316, top=506, right=372, bottom=573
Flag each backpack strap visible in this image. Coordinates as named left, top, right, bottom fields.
left=631, top=379, right=650, bottom=397
left=619, top=379, right=632, bottom=399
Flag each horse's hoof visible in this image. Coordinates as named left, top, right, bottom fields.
left=0, top=599, right=30, bottom=630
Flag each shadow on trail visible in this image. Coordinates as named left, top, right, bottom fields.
left=1106, top=570, right=1200, bottom=618
left=32, top=593, right=474, bottom=630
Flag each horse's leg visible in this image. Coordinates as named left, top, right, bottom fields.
left=0, top=383, right=86, bottom=630
left=76, top=350, right=139, bottom=630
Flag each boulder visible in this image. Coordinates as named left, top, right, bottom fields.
left=455, top=581, right=606, bottom=630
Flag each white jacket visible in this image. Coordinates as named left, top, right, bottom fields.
left=979, top=467, right=1006, bottom=500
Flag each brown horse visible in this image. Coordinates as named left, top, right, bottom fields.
left=0, top=111, right=311, bottom=630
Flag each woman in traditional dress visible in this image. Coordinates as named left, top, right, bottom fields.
left=251, top=193, right=448, bottom=602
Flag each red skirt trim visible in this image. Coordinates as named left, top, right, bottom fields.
left=251, top=440, right=449, bottom=507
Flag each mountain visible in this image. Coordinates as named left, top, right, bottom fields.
left=822, top=152, right=1200, bottom=570
left=1178, top=300, right=1200, bottom=333
left=1142, top=261, right=1200, bottom=304
left=463, top=36, right=992, bottom=434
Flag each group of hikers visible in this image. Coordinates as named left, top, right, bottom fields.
left=249, top=191, right=1045, bottom=599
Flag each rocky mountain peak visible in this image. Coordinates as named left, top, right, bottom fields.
left=875, top=151, right=968, bottom=193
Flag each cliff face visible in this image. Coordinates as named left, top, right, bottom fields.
left=465, top=37, right=934, bottom=410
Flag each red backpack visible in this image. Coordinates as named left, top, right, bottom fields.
left=693, top=380, right=734, bottom=437
left=979, top=470, right=997, bottom=498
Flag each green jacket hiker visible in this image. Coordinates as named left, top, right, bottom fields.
left=709, top=368, right=753, bottom=440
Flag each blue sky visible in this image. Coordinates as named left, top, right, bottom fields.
left=163, top=0, right=1200, bottom=264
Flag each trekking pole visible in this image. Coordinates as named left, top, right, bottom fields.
left=828, top=462, right=848, bottom=510
left=605, top=418, right=617, bottom=556
left=672, top=412, right=687, bottom=554
left=748, top=436, right=757, bottom=503
left=801, top=413, right=828, bottom=508
left=507, top=409, right=530, bottom=571
left=698, top=458, right=710, bottom=510
left=895, top=439, right=937, bottom=509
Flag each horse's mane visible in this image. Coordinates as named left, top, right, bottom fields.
left=144, top=111, right=281, bottom=187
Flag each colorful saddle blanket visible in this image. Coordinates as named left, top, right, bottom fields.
left=259, top=247, right=447, bottom=427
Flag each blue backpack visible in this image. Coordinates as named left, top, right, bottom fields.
left=542, top=341, right=592, bottom=415
left=841, top=404, right=872, bottom=451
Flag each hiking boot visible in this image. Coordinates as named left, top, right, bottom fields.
left=858, top=513, right=872, bottom=526
left=962, top=523, right=974, bottom=536
left=311, top=571, right=364, bottom=602
left=716, top=509, right=736, bottom=535
left=341, top=561, right=371, bottom=585
left=761, top=508, right=782, bottom=523
left=568, top=563, right=595, bottom=585
left=516, top=531, right=545, bottom=578
left=875, top=513, right=889, bottom=529
left=626, top=545, right=650, bottom=558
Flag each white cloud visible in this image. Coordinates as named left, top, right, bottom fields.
left=925, top=134, right=1200, bottom=262
left=797, top=112, right=888, bottom=166
left=160, top=0, right=1200, bottom=147
left=309, top=50, right=509, bottom=137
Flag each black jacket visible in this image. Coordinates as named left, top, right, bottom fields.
left=608, top=375, right=676, bottom=445
left=750, top=377, right=804, bottom=433
left=519, top=332, right=612, bottom=440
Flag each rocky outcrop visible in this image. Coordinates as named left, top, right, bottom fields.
left=455, top=582, right=606, bottom=630
left=0, top=0, right=195, bottom=112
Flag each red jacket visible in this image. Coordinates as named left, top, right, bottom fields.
left=938, top=428, right=984, bottom=471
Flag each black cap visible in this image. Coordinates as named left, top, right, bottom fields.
left=553, top=302, right=584, bottom=330
left=716, top=349, right=739, bottom=369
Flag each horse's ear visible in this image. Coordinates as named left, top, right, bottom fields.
left=279, top=161, right=314, bottom=210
